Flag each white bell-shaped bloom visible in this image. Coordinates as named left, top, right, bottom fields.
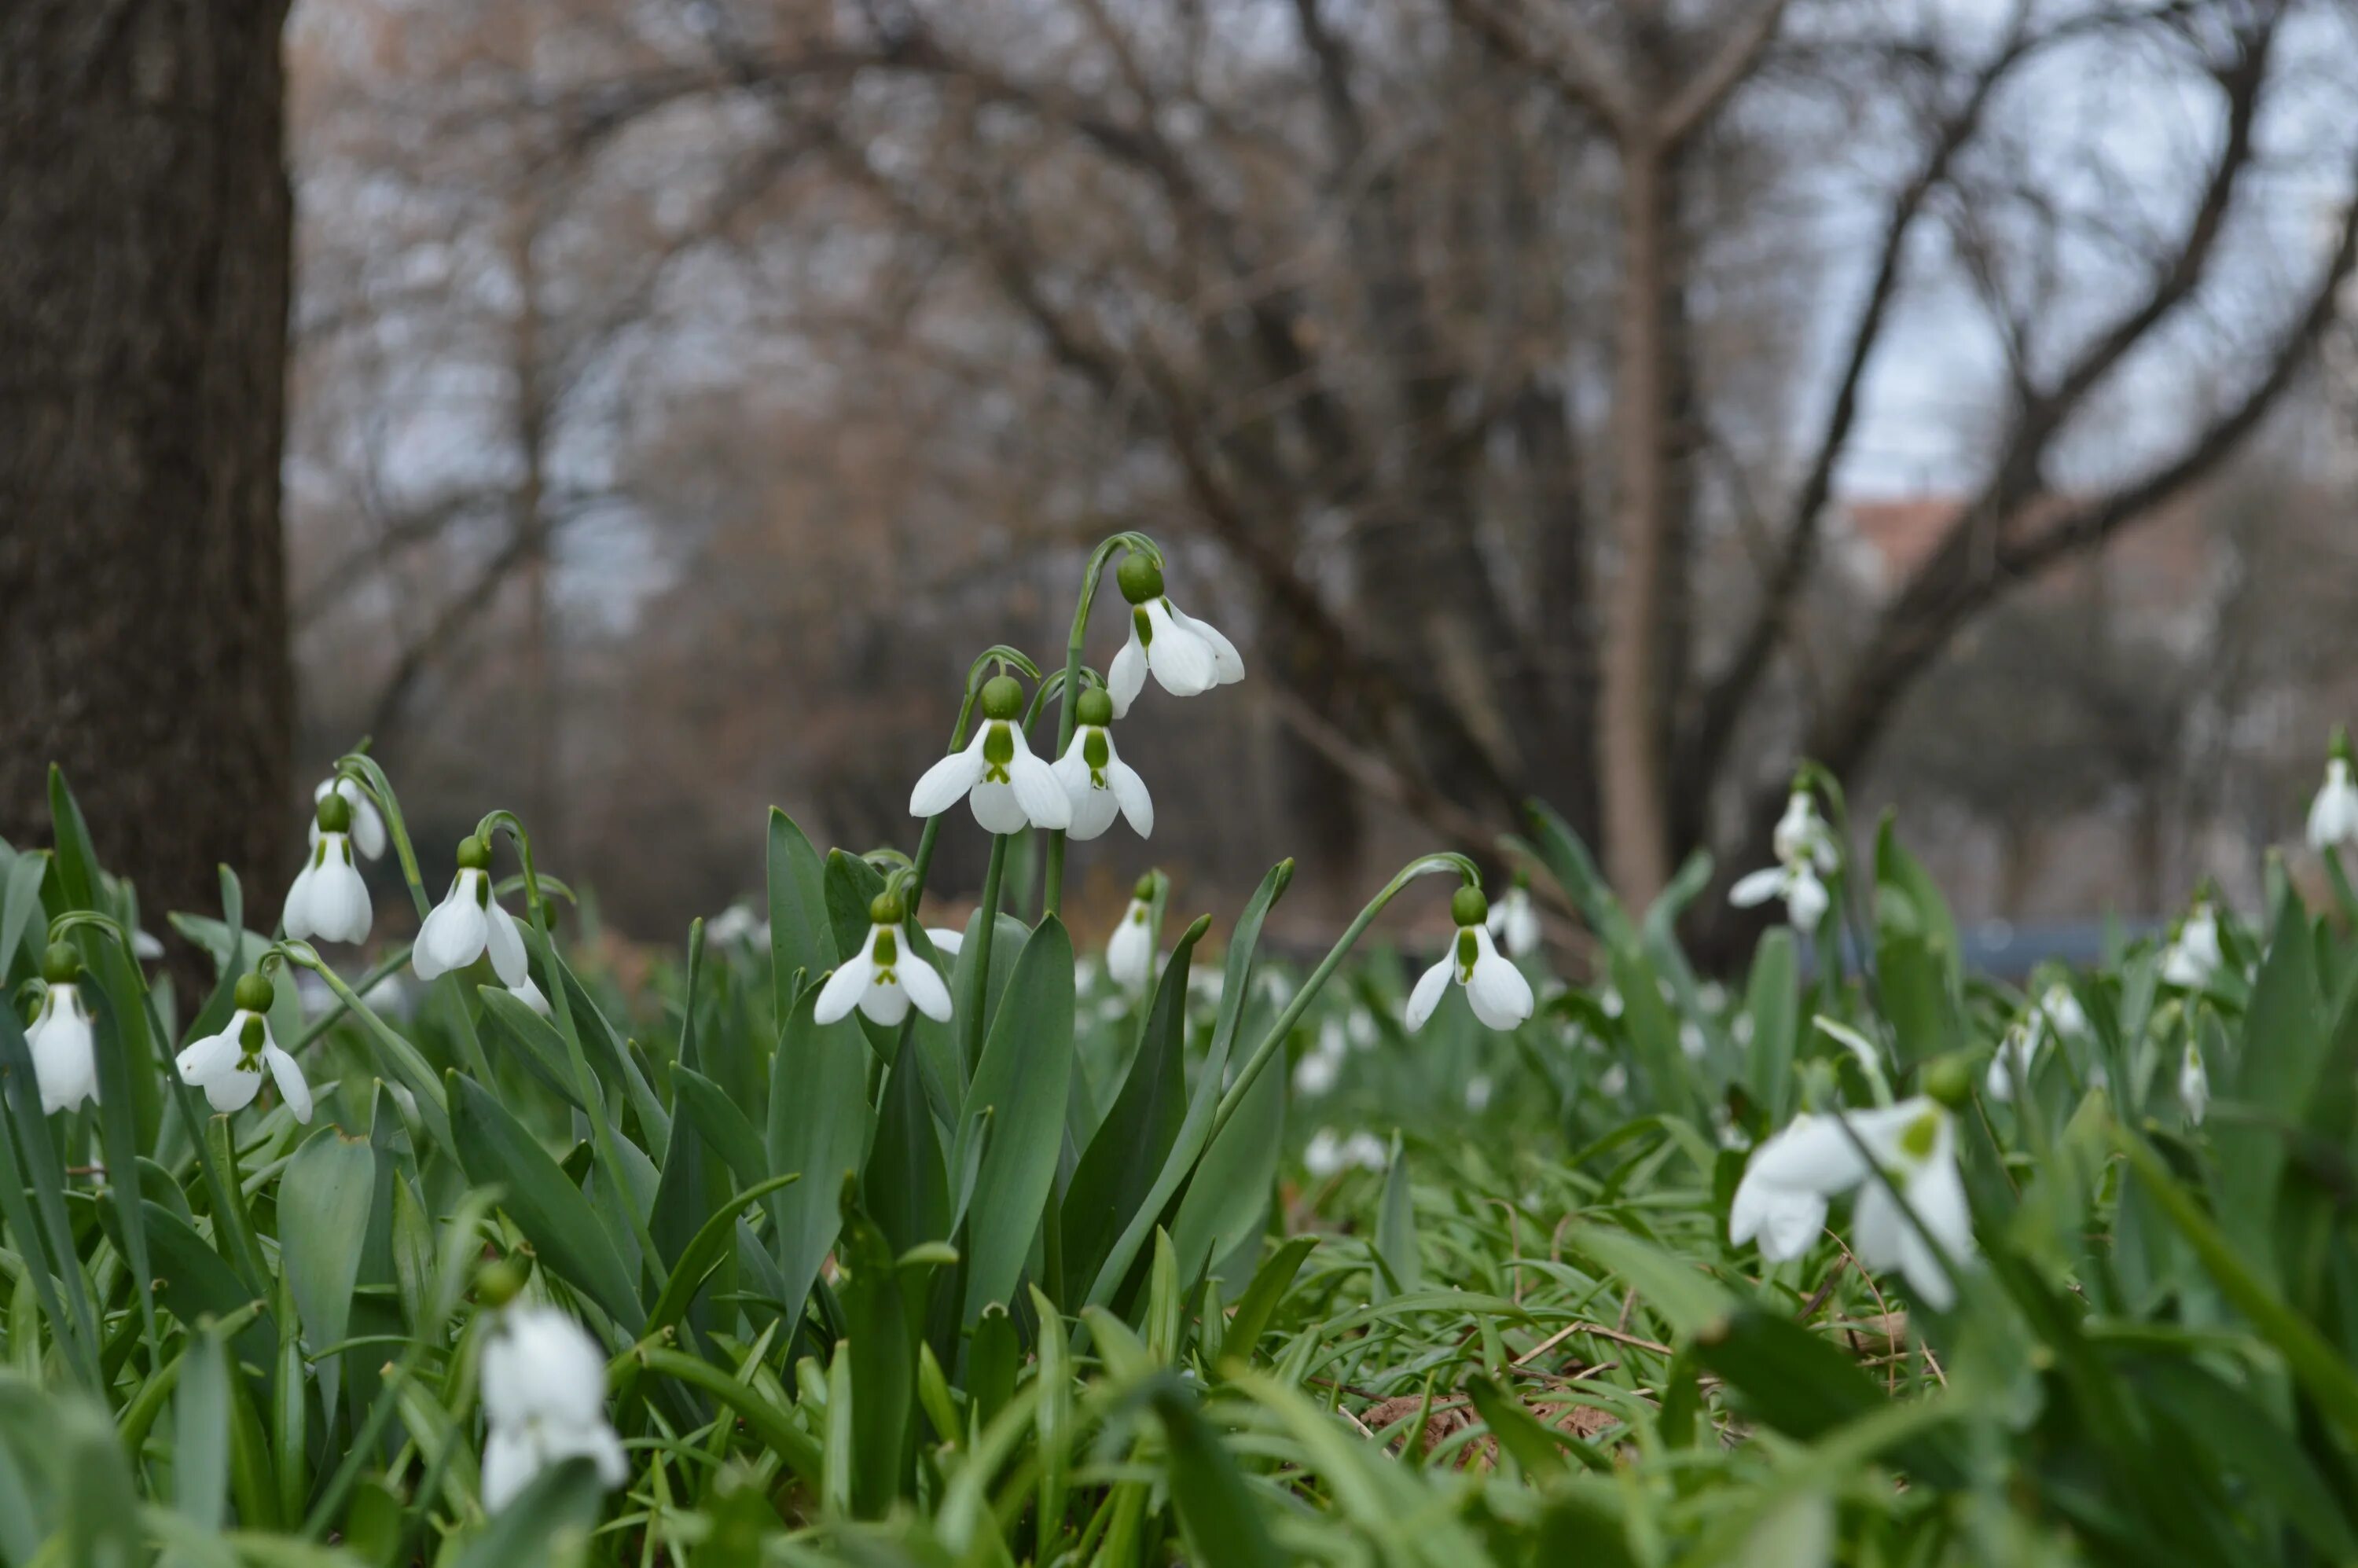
left=2159, top=901, right=2220, bottom=990
left=479, top=1305, right=628, bottom=1513
left=26, top=975, right=99, bottom=1116
left=176, top=990, right=312, bottom=1122
left=2310, top=756, right=2358, bottom=850
left=1405, top=892, right=1536, bottom=1034
left=1728, top=856, right=1830, bottom=931
left=283, top=829, right=372, bottom=946
left=2179, top=1041, right=2210, bottom=1126
left=310, top=777, right=387, bottom=861
left=1293, top=1036, right=1344, bottom=1097
left=413, top=854, right=530, bottom=988
left=1105, top=556, right=1243, bottom=718
left=2035, top=982, right=2089, bottom=1043
left=1106, top=893, right=1155, bottom=990
left=909, top=678, right=1072, bottom=835
left=1051, top=698, right=1153, bottom=843
left=814, top=915, right=952, bottom=1028
left=1486, top=884, right=1541, bottom=959
left=1728, top=1099, right=1973, bottom=1309
left=1984, top=1021, right=2039, bottom=1103
left=1772, top=788, right=1839, bottom=872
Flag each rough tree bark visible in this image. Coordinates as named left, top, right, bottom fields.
left=0, top=0, right=296, bottom=998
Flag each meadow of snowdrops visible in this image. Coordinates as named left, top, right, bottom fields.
left=4, top=535, right=2358, bottom=1566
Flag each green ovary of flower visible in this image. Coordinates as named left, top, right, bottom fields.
left=982, top=722, right=1015, bottom=782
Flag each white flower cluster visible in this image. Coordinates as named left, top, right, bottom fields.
left=479, top=1305, right=629, bottom=1512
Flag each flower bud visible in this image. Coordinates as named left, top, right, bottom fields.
left=2335, top=725, right=2353, bottom=765
left=474, top=1257, right=526, bottom=1308
left=979, top=674, right=1024, bottom=721
left=39, top=942, right=80, bottom=986
left=314, top=789, right=354, bottom=835
left=869, top=890, right=905, bottom=925
left=1133, top=872, right=1157, bottom=901
left=456, top=835, right=493, bottom=871
left=1450, top=885, right=1489, bottom=929
left=1076, top=687, right=1114, bottom=728
left=1115, top=552, right=1165, bottom=605
left=233, top=972, right=275, bottom=1013
left=1922, top=1052, right=1974, bottom=1109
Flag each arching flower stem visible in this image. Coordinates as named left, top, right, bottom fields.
left=1042, top=533, right=1159, bottom=920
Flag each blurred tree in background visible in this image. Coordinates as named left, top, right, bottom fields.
left=1, top=0, right=296, bottom=993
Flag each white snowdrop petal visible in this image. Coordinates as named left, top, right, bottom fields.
left=1742, top=1113, right=1871, bottom=1195
left=1106, top=902, right=1154, bottom=989
left=1465, top=930, right=1533, bottom=1028
left=1728, top=868, right=1786, bottom=908
left=1065, top=785, right=1119, bottom=841
left=1006, top=747, right=1072, bottom=831
left=1107, top=633, right=1148, bottom=720
left=926, top=926, right=964, bottom=958
left=968, top=781, right=1030, bottom=835
left=814, top=952, right=875, bottom=1026
left=1403, top=957, right=1453, bottom=1033
left=909, top=734, right=988, bottom=819
left=484, top=898, right=530, bottom=988
left=1107, top=758, right=1154, bottom=839
left=175, top=1028, right=240, bottom=1088
left=413, top=882, right=489, bottom=981
left=1786, top=867, right=1829, bottom=929
left=1850, top=1178, right=1907, bottom=1273
left=1172, top=604, right=1244, bottom=683
left=1141, top=603, right=1217, bottom=696
left=281, top=865, right=319, bottom=938
left=266, top=1045, right=314, bottom=1124
left=349, top=795, right=387, bottom=861
left=860, top=979, right=913, bottom=1026
left=900, top=951, right=953, bottom=1021
left=480, top=1425, right=537, bottom=1514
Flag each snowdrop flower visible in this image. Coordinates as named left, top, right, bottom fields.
left=1346, top=1008, right=1377, bottom=1049
left=1984, top=1021, right=2038, bottom=1103
left=927, top=926, right=964, bottom=959
left=26, top=945, right=99, bottom=1115
left=1303, top=1127, right=1389, bottom=1178
left=479, top=1304, right=627, bottom=1513
left=909, top=674, right=1071, bottom=835
left=706, top=902, right=765, bottom=946
left=175, top=973, right=312, bottom=1122
left=1729, top=855, right=1830, bottom=931
left=2179, top=1041, right=2209, bottom=1126
left=310, top=777, right=387, bottom=861
left=130, top=928, right=166, bottom=962
left=2159, top=899, right=2220, bottom=990
left=1405, top=887, right=1536, bottom=1033
left=1051, top=688, right=1152, bottom=841
left=1464, top=1074, right=1494, bottom=1113
left=1105, top=553, right=1242, bottom=718
left=282, top=791, right=372, bottom=946
left=2034, top=982, right=2089, bottom=1043
left=1772, top=785, right=1839, bottom=872
left=414, top=836, right=530, bottom=987
left=2308, top=731, right=2358, bottom=850
left=1729, top=1097, right=1974, bottom=1309
left=1107, top=878, right=1155, bottom=990
left=815, top=892, right=952, bottom=1028
left=1486, top=879, right=1541, bottom=959
left=1293, top=1041, right=1343, bottom=1097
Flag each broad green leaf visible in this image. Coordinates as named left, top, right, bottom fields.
left=954, top=917, right=1075, bottom=1321
left=766, top=807, right=836, bottom=1026
left=1744, top=928, right=1798, bottom=1124
left=1143, top=1376, right=1284, bottom=1568
left=766, top=982, right=872, bottom=1338
left=448, top=1073, right=644, bottom=1332
left=171, top=1320, right=232, bottom=1529
left=1170, top=1022, right=1284, bottom=1291
left=448, top=1457, right=606, bottom=1568
left=277, top=1128, right=376, bottom=1424
left=1371, top=1135, right=1421, bottom=1302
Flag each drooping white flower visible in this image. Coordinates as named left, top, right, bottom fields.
left=26, top=947, right=99, bottom=1115
left=2179, top=1041, right=2209, bottom=1126
left=1464, top=1074, right=1494, bottom=1113
left=706, top=902, right=766, bottom=946
left=1728, top=1098, right=1974, bottom=1309
left=1050, top=688, right=1152, bottom=842
left=909, top=674, right=1072, bottom=835
left=1293, top=1041, right=1343, bottom=1097
left=1486, top=883, right=1541, bottom=959
left=413, top=838, right=529, bottom=987
left=310, top=777, right=387, bottom=861
left=814, top=896, right=952, bottom=1028
left=1405, top=887, right=1536, bottom=1034
left=1984, top=1021, right=2039, bottom=1103
left=1106, top=886, right=1155, bottom=990
left=1302, top=1127, right=1389, bottom=1178
left=1728, top=857, right=1830, bottom=931
left=1104, top=553, right=1242, bottom=719
left=2034, top=982, right=2089, bottom=1043
left=2159, top=900, right=2221, bottom=990
left=175, top=975, right=312, bottom=1122
left=284, top=791, right=373, bottom=946
left=1772, top=787, right=1839, bottom=872
left=2309, top=740, right=2358, bottom=850
left=479, top=1305, right=627, bottom=1513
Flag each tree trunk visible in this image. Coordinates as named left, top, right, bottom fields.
left=1599, top=140, right=1673, bottom=904
left=0, top=0, right=296, bottom=1001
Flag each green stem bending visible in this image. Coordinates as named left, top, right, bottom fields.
left=1043, top=534, right=1153, bottom=921
left=335, top=751, right=433, bottom=923
left=960, top=835, right=1012, bottom=1078
left=1208, top=853, right=1476, bottom=1144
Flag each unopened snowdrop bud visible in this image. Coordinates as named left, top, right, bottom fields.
left=909, top=675, right=1072, bottom=835
left=1106, top=876, right=1155, bottom=990
left=814, top=891, right=953, bottom=1027
left=175, top=973, right=312, bottom=1122
left=310, top=777, right=387, bottom=860
left=2309, top=730, right=2358, bottom=850
left=479, top=1305, right=628, bottom=1513
left=2179, top=1041, right=2210, bottom=1126
left=26, top=943, right=99, bottom=1115
left=2159, top=899, right=2220, bottom=990
left=1052, top=688, right=1153, bottom=842
left=1405, top=885, right=1536, bottom=1033
left=283, top=791, right=373, bottom=946
left=1486, top=878, right=1541, bottom=959
left=1105, top=553, right=1243, bottom=719
left=415, top=836, right=530, bottom=988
